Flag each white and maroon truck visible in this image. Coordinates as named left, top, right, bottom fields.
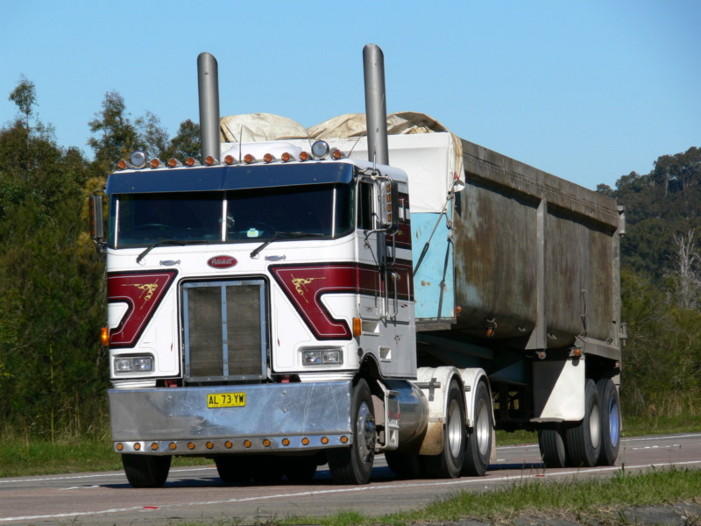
left=90, top=45, right=625, bottom=487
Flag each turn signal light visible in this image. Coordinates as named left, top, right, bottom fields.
left=100, top=327, right=110, bottom=347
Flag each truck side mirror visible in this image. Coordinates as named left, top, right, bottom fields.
left=89, top=193, right=105, bottom=244
left=378, top=180, right=399, bottom=234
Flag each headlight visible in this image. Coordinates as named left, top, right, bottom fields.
left=301, top=347, right=343, bottom=366
left=114, top=355, right=154, bottom=373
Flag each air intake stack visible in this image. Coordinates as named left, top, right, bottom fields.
left=197, top=52, right=221, bottom=162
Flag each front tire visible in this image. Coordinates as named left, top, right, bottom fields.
left=565, top=379, right=601, bottom=467
left=462, top=381, right=492, bottom=476
left=421, top=378, right=466, bottom=478
left=122, top=454, right=171, bottom=488
left=328, top=379, right=376, bottom=484
left=596, top=378, right=621, bottom=466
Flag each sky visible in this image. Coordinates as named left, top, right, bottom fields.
left=1, top=0, right=699, bottom=190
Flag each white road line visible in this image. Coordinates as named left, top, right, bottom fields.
left=0, top=466, right=215, bottom=485
left=2, top=460, right=700, bottom=524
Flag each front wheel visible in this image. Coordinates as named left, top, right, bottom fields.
left=328, top=379, right=376, bottom=484
left=421, top=378, right=466, bottom=478
left=462, top=381, right=492, bottom=476
left=122, top=454, right=171, bottom=488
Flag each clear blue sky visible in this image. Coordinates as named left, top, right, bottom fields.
left=2, top=0, right=699, bottom=190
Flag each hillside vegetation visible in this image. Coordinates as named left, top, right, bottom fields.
left=0, top=79, right=699, bottom=442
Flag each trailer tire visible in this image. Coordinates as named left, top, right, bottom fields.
left=538, top=426, right=567, bottom=468
left=421, top=378, right=466, bottom=479
left=462, top=380, right=492, bottom=476
left=122, top=454, right=171, bottom=488
left=214, top=455, right=254, bottom=484
left=282, top=456, right=318, bottom=483
left=328, top=379, right=375, bottom=484
left=565, top=379, right=601, bottom=467
left=596, top=378, right=621, bottom=466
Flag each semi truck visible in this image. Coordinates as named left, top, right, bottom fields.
left=90, top=44, right=625, bottom=487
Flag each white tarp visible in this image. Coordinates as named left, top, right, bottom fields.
left=219, top=112, right=463, bottom=214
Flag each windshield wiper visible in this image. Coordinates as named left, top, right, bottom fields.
left=136, top=240, right=209, bottom=263
left=250, top=232, right=324, bottom=259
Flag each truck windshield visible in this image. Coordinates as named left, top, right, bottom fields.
left=112, top=184, right=352, bottom=248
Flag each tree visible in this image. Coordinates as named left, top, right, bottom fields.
left=667, top=229, right=700, bottom=310
left=9, top=77, right=36, bottom=131
left=163, top=119, right=201, bottom=160
left=88, top=91, right=138, bottom=172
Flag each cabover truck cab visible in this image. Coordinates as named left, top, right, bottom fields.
left=91, top=45, right=623, bottom=488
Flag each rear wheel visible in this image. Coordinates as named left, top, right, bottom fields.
left=421, top=378, right=466, bottom=478
left=328, top=379, right=376, bottom=484
left=122, top=454, right=171, bottom=488
left=282, top=456, right=318, bottom=483
left=462, top=381, right=492, bottom=476
left=565, top=379, right=601, bottom=467
left=385, top=450, right=423, bottom=479
left=538, top=426, right=567, bottom=468
left=596, top=378, right=621, bottom=466
left=251, top=455, right=284, bottom=484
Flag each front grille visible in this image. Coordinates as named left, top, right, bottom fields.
left=182, top=279, right=268, bottom=382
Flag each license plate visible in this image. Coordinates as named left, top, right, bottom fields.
left=207, top=392, right=246, bottom=408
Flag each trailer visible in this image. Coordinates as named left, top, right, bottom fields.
left=91, top=45, right=624, bottom=487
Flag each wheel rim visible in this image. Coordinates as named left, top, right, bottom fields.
left=356, top=400, right=375, bottom=463
left=475, top=398, right=491, bottom=455
left=609, top=397, right=620, bottom=447
left=446, top=398, right=463, bottom=458
left=589, top=399, right=601, bottom=449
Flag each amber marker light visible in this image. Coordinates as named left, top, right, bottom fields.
left=282, top=438, right=290, bottom=446
left=149, top=159, right=161, bottom=169
left=263, top=153, right=274, bottom=163
left=167, top=158, right=180, bottom=168
left=243, top=440, right=252, bottom=448
left=116, top=443, right=124, bottom=451
left=187, top=442, right=196, bottom=450
left=321, top=437, right=329, bottom=445
left=281, top=152, right=293, bottom=162
left=224, top=154, right=235, bottom=165
left=151, top=442, right=159, bottom=451
left=262, top=439, right=272, bottom=447
left=340, top=436, right=349, bottom=444
left=331, top=148, right=344, bottom=159
left=224, top=441, right=233, bottom=449
left=299, top=151, right=310, bottom=161
left=204, top=156, right=216, bottom=166
left=352, top=317, right=362, bottom=337
left=301, top=437, right=310, bottom=446
left=243, top=153, right=255, bottom=164
left=169, top=443, right=177, bottom=450
left=133, top=443, right=141, bottom=451
left=206, top=442, right=214, bottom=450
left=185, top=157, right=197, bottom=167
left=117, top=159, right=128, bottom=170
left=100, top=327, right=110, bottom=347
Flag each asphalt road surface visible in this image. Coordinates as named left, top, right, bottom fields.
left=1, top=433, right=699, bottom=525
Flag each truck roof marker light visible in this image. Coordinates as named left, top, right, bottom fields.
left=331, top=148, right=344, bottom=160
left=117, top=159, right=128, bottom=170
left=167, top=158, right=182, bottom=168
left=130, top=151, right=148, bottom=169
left=311, top=140, right=330, bottom=159
left=281, top=152, right=294, bottom=162
left=204, top=155, right=217, bottom=166
left=185, top=157, right=199, bottom=167
left=100, top=327, right=110, bottom=347
left=223, top=154, right=236, bottom=165
left=243, top=153, right=255, bottom=164
left=263, top=153, right=275, bottom=163
left=149, top=158, right=162, bottom=169
left=299, top=151, right=310, bottom=161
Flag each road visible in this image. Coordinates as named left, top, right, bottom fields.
left=1, top=433, right=699, bottom=525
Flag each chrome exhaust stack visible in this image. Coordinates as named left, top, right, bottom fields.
left=363, top=44, right=389, bottom=166
left=197, top=52, right=221, bottom=162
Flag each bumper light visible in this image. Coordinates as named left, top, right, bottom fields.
left=302, top=348, right=343, bottom=366
left=114, top=355, right=154, bottom=373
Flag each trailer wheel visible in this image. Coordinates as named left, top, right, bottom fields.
left=565, top=379, right=601, bottom=467
left=214, top=455, right=254, bottom=484
left=328, top=379, right=375, bottom=484
left=121, top=454, right=171, bottom=488
left=538, top=426, right=567, bottom=468
left=462, top=381, right=492, bottom=476
left=596, top=378, right=621, bottom=466
left=251, top=455, right=284, bottom=484
left=421, top=378, right=466, bottom=478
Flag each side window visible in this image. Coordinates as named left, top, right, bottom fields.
left=357, top=182, right=374, bottom=230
